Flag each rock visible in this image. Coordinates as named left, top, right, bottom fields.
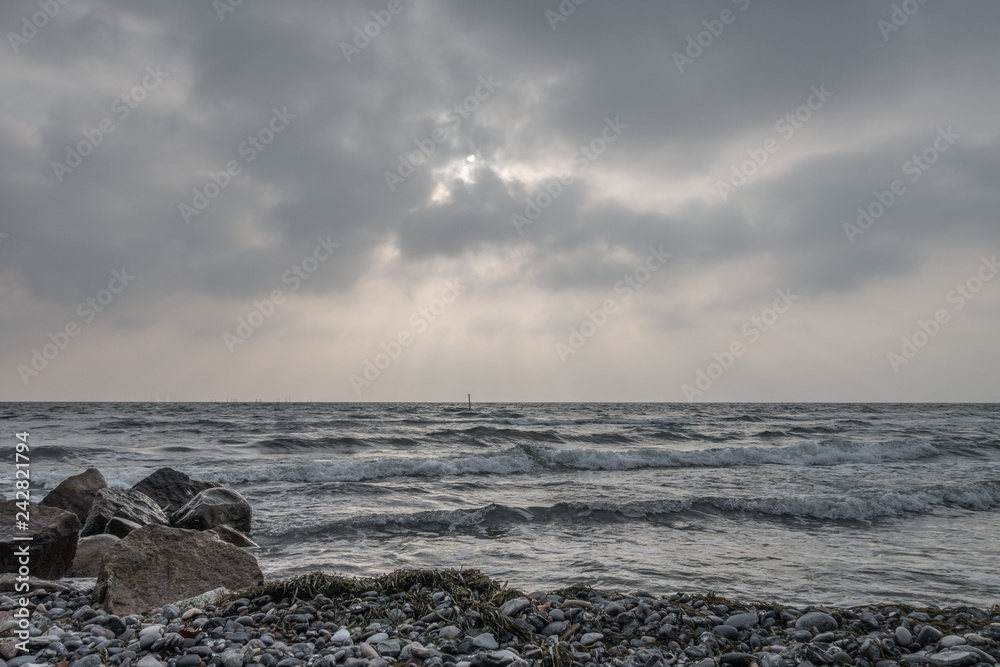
left=209, top=524, right=258, bottom=548
left=499, top=597, right=532, bottom=617
left=136, top=656, right=164, bottom=667
left=439, top=625, right=462, bottom=639
left=219, top=649, right=244, bottom=667
left=39, top=468, right=108, bottom=522
left=93, top=524, right=262, bottom=614
left=896, top=627, right=914, bottom=647
left=138, top=625, right=163, bottom=651
left=580, top=632, right=604, bottom=645
left=132, top=468, right=221, bottom=514
left=70, top=656, right=103, bottom=667
left=67, top=534, right=121, bottom=577
left=714, top=625, right=740, bottom=640
left=722, top=653, right=757, bottom=667
left=1, top=641, right=18, bottom=659
left=861, top=612, right=880, bottom=629
left=796, top=612, right=839, bottom=634
left=918, top=626, right=945, bottom=647
left=375, top=639, right=400, bottom=657
left=105, top=516, right=142, bottom=538
left=0, top=501, right=80, bottom=579
left=928, top=652, right=979, bottom=667
left=939, top=636, right=966, bottom=648
left=331, top=628, right=352, bottom=646
left=80, top=488, right=169, bottom=537
left=473, top=633, right=499, bottom=650
left=726, top=613, right=759, bottom=629
left=170, top=488, right=252, bottom=533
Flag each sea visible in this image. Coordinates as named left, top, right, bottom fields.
left=5, top=402, right=999, bottom=608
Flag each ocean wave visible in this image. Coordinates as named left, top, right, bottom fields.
left=490, top=416, right=697, bottom=426
left=426, top=426, right=565, bottom=442
left=203, top=439, right=940, bottom=485
left=251, top=436, right=367, bottom=452
left=259, top=480, right=1000, bottom=538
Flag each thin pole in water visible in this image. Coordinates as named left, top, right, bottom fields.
left=468, top=393, right=471, bottom=409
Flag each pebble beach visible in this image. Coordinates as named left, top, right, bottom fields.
left=2, top=570, right=999, bottom=667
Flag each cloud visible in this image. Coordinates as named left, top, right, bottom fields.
left=1, top=0, right=998, bottom=400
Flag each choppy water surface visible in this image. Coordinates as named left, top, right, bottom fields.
left=4, top=402, right=999, bottom=607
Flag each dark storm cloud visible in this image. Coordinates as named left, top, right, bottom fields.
left=1, top=0, right=998, bottom=399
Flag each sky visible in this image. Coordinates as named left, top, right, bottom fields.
left=1, top=1, right=998, bottom=402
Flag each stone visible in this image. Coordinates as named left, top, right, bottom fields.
left=93, top=524, right=262, bottom=614
left=132, top=468, right=221, bottom=514
left=796, top=612, right=839, bottom=634
left=0, top=501, right=80, bottom=579
left=473, top=633, right=499, bottom=650
left=896, top=627, right=914, bottom=647
left=80, top=488, right=169, bottom=537
left=580, top=632, right=604, bottom=645
left=375, top=639, right=400, bottom=657
left=331, top=628, right=352, bottom=646
left=39, top=468, right=108, bottom=523
left=67, top=534, right=121, bottom=577
left=209, top=524, right=258, bottom=548
left=541, top=621, right=566, bottom=636
left=170, top=488, right=252, bottom=533
left=70, top=656, right=103, bottom=667
left=105, top=517, right=142, bottom=539
left=219, top=649, right=243, bottom=667
left=918, top=626, right=945, bottom=647
left=439, top=625, right=462, bottom=639
left=499, top=597, right=532, bottom=617
left=928, top=652, right=979, bottom=667
left=136, top=656, right=164, bottom=667
left=726, top=613, right=759, bottom=629
left=939, top=636, right=966, bottom=648
left=714, top=625, right=740, bottom=640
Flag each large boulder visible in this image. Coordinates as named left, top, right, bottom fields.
left=67, top=534, right=121, bottom=577
left=94, top=524, right=263, bottom=614
left=39, top=468, right=108, bottom=523
left=0, top=501, right=80, bottom=579
left=171, top=488, right=252, bottom=533
left=132, top=467, right=221, bottom=513
left=81, top=488, right=170, bottom=537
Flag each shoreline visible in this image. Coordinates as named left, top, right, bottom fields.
left=2, top=569, right=998, bottom=667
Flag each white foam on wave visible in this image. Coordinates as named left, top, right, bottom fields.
left=202, top=439, right=940, bottom=485
left=493, top=417, right=697, bottom=426
left=257, top=480, right=1000, bottom=538
left=528, top=439, right=940, bottom=470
